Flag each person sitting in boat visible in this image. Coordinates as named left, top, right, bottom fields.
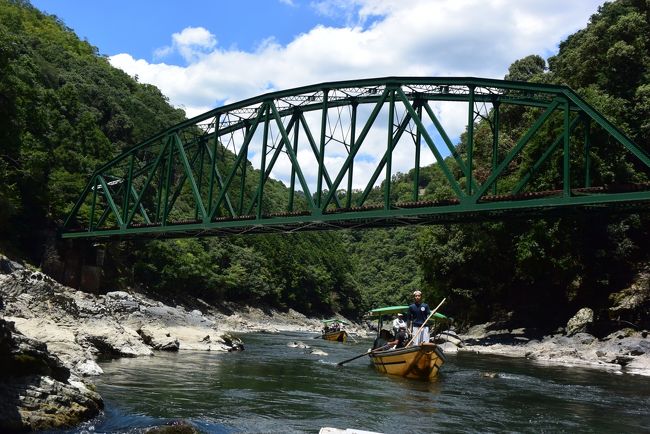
left=382, top=325, right=409, bottom=350
left=373, top=328, right=393, bottom=350
left=392, top=313, right=407, bottom=336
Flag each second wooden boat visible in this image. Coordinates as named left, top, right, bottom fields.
left=321, top=318, right=349, bottom=342
left=322, top=329, right=348, bottom=342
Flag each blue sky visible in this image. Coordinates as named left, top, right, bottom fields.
left=31, top=0, right=607, bottom=189
left=32, top=0, right=350, bottom=64
left=31, top=1, right=607, bottom=109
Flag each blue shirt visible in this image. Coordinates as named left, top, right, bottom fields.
left=408, top=302, right=430, bottom=327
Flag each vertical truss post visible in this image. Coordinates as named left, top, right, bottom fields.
left=257, top=104, right=271, bottom=219
left=209, top=105, right=266, bottom=220
left=357, top=107, right=414, bottom=206
left=129, top=184, right=151, bottom=224
left=207, top=115, right=220, bottom=216
left=203, top=142, right=236, bottom=218
left=317, top=89, right=329, bottom=208
left=583, top=115, right=591, bottom=188
left=347, top=101, right=357, bottom=209
left=492, top=101, right=500, bottom=195
left=155, top=156, right=164, bottom=223
left=467, top=85, right=475, bottom=195
left=396, top=89, right=465, bottom=199
left=195, top=139, right=206, bottom=221
left=413, top=102, right=422, bottom=202
left=422, top=103, right=476, bottom=192
left=125, top=140, right=167, bottom=227
left=563, top=89, right=650, bottom=168
left=474, top=99, right=561, bottom=200
left=289, top=112, right=299, bottom=211
left=97, top=175, right=123, bottom=227
left=321, top=88, right=390, bottom=209
left=513, top=115, right=581, bottom=195
left=174, top=135, right=206, bottom=220
left=239, top=124, right=250, bottom=215
left=123, top=154, right=134, bottom=225
left=89, top=176, right=98, bottom=232
left=162, top=135, right=174, bottom=226
left=269, top=104, right=315, bottom=209
left=563, top=100, right=571, bottom=197
left=296, top=113, right=341, bottom=209
left=385, top=87, right=396, bottom=210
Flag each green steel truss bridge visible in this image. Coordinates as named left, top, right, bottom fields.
left=62, top=77, right=650, bottom=240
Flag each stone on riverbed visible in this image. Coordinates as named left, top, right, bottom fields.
left=287, top=341, right=310, bottom=349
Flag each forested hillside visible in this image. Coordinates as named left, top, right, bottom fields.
left=0, top=0, right=361, bottom=317
left=1, top=0, right=649, bottom=329
left=360, top=0, right=650, bottom=329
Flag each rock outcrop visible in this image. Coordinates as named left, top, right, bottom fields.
left=458, top=321, right=650, bottom=375
left=566, top=307, right=594, bottom=336
left=0, top=318, right=102, bottom=432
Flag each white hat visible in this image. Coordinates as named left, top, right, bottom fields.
left=413, top=290, right=422, bottom=296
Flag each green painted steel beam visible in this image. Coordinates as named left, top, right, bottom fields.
left=62, top=190, right=650, bottom=240
left=61, top=77, right=650, bottom=240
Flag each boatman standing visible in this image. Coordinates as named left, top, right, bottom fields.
left=408, top=290, right=431, bottom=345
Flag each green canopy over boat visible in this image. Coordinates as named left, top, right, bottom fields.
left=322, top=318, right=349, bottom=324
left=368, top=305, right=447, bottom=320
left=369, top=305, right=409, bottom=316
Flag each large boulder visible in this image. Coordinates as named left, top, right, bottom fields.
left=566, top=307, right=594, bottom=336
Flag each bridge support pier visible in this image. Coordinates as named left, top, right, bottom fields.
left=43, top=238, right=104, bottom=291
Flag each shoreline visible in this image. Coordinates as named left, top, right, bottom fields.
left=443, top=324, right=650, bottom=377
left=1, top=263, right=649, bottom=430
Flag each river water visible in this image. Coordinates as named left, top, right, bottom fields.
left=55, top=331, right=650, bottom=433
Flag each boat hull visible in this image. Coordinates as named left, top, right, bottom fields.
left=322, top=330, right=348, bottom=342
left=369, top=342, right=445, bottom=380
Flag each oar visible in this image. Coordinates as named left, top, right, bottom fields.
left=337, top=348, right=379, bottom=366
left=405, top=297, right=446, bottom=347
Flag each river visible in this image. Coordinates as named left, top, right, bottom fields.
left=51, top=331, right=650, bottom=433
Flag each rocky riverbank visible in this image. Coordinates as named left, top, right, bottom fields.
left=437, top=317, right=650, bottom=376
left=0, top=257, right=365, bottom=431
left=2, top=252, right=649, bottom=431
left=434, top=269, right=650, bottom=376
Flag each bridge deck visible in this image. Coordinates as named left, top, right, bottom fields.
left=63, top=183, right=650, bottom=240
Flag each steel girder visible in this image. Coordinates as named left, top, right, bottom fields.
left=61, top=77, right=650, bottom=240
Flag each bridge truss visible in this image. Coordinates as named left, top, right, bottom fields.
left=62, top=77, right=650, bottom=239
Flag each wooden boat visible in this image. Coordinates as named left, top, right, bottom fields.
left=322, top=329, right=348, bottom=342
left=321, top=318, right=349, bottom=342
left=366, top=305, right=447, bottom=380
left=369, top=342, right=445, bottom=380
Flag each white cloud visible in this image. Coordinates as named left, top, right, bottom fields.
left=109, top=0, right=605, bottom=191
left=154, top=26, right=217, bottom=63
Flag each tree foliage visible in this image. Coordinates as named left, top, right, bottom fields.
left=2, top=0, right=650, bottom=327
